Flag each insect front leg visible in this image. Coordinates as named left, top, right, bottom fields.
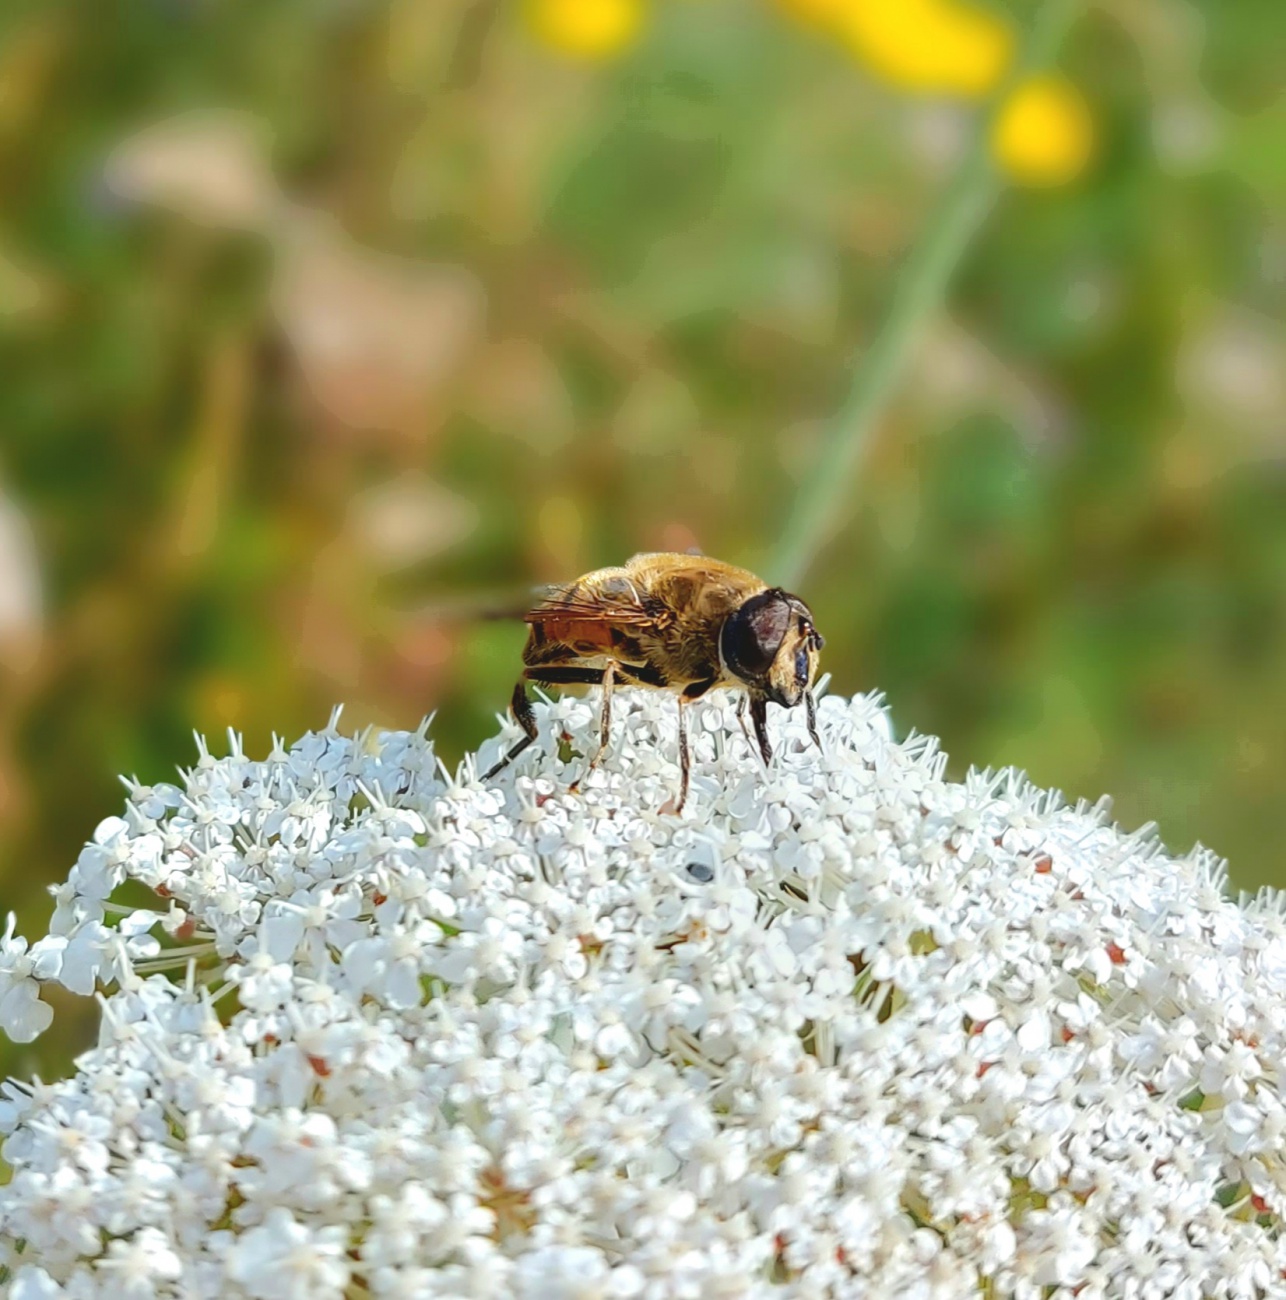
left=735, top=693, right=753, bottom=748
left=805, top=689, right=821, bottom=752
left=481, top=681, right=540, bottom=781
left=748, top=694, right=772, bottom=767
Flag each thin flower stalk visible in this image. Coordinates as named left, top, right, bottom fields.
left=770, top=0, right=1082, bottom=589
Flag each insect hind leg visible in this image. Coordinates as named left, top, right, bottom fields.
left=481, top=681, right=539, bottom=781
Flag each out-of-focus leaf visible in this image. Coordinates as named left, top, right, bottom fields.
left=0, top=12, right=64, bottom=148
left=1177, top=304, right=1286, bottom=450
left=465, top=339, right=576, bottom=453
left=612, top=369, right=700, bottom=455
left=1224, top=100, right=1286, bottom=204
left=0, top=240, right=51, bottom=323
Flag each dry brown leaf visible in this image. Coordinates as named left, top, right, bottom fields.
left=104, top=109, right=281, bottom=232
left=0, top=488, right=42, bottom=676
left=345, top=471, right=478, bottom=569
left=272, top=226, right=485, bottom=435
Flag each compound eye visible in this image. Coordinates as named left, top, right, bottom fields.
left=794, top=646, right=810, bottom=687
left=722, top=592, right=791, bottom=684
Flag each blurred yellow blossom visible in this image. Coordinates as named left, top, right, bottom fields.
left=527, top=0, right=645, bottom=59
left=782, top=0, right=1012, bottom=95
left=993, top=75, right=1093, bottom=185
left=774, top=1, right=1091, bottom=188
left=838, top=0, right=1011, bottom=95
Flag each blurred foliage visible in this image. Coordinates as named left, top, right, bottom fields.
left=1, top=0, right=1285, bottom=1081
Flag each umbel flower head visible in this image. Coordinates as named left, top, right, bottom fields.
left=2, top=690, right=1285, bottom=1298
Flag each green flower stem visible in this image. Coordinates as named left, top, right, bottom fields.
left=768, top=0, right=1081, bottom=591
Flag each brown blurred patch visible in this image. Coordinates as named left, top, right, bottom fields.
left=274, top=229, right=484, bottom=439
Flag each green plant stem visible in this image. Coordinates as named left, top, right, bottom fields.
left=768, top=0, right=1080, bottom=591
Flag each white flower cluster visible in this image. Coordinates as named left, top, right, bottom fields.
left=2, top=690, right=1286, bottom=1299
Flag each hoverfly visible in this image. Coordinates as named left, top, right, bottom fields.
left=481, top=552, right=824, bottom=812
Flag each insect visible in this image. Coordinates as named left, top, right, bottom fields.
left=481, top=552, right=824, bottom=812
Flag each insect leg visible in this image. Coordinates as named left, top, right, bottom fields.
left=735, top=693, right=753, bottom=748
left=749, top=694, right=772, bottom=767
left=657, top=679, right=716, bottom=814
left=481, top=681, right=540, bottom=781
left=659, top=696, right=690, bottom=815
left=681, top=676, right=717, bottom=701
left=523, top=667, right=608, bottom=686
left=805, top=689, right=821, bottom=752
left=615, top=661, right=667, bottom=688
left=589, top=662, right=620, bottom=770
left=678, top=697, right=692, bottom=812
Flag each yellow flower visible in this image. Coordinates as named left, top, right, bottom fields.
left=835, top=0, right=1012, bottom=96
left=526, top=0, right=645, bottom=60
left=993, top=75, right=1094, bottom=186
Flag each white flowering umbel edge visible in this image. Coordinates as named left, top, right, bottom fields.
left=1, top=694, right=1285, bottom=1300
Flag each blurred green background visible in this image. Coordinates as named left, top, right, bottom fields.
left=1, top=0, right=1285, bottom=1073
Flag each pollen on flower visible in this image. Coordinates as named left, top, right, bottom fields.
left=2, top=691, right=1285, bottom=1296
left=526, top=0, right=645, bottom=61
